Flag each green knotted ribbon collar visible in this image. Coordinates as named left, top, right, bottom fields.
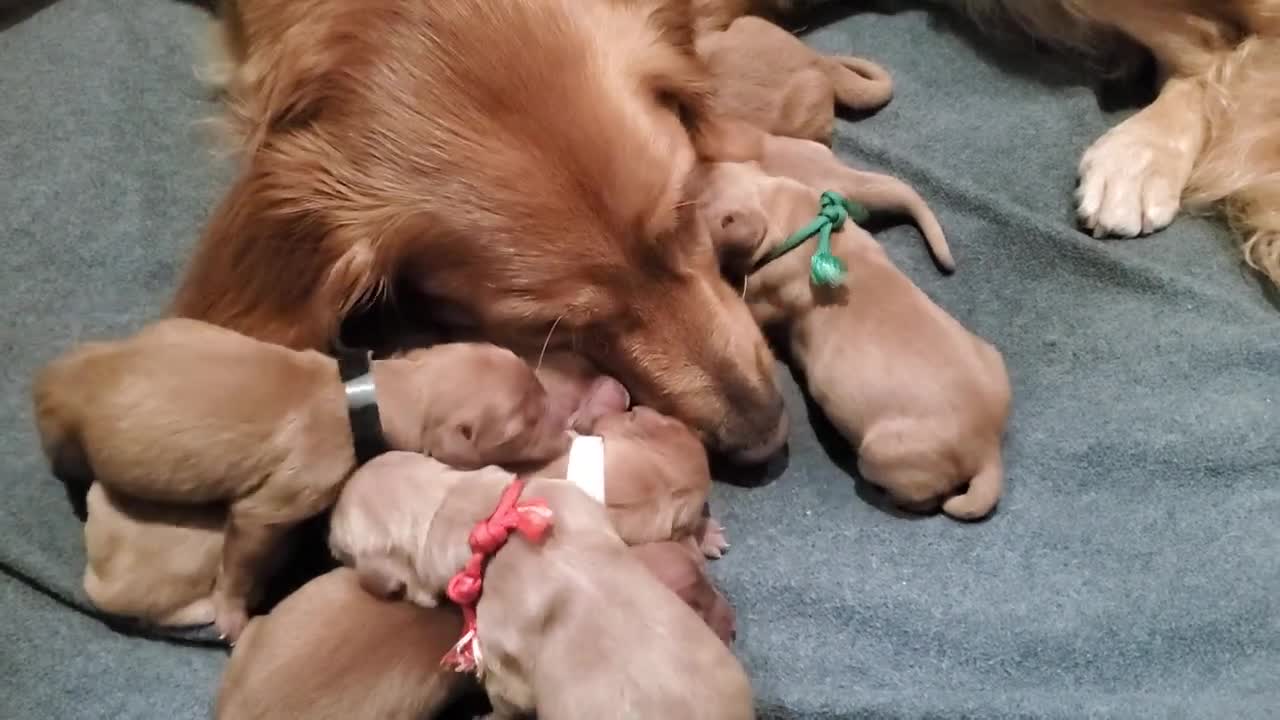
left=756, top=190, right=869, bottom=287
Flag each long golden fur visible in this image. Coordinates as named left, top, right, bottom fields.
left=179, top=0, right=790, bottom=462
left=732, top=0, right=1280, bottom=286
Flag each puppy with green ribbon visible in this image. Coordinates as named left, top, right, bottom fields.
left=691, top=143, right=1011, bottom=520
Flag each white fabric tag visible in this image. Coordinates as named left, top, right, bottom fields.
left=565, top=435, right=606, bottom=504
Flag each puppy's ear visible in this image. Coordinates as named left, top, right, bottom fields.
left=689, top=114, right=764, bottom=163
left=569, top=377, right=631, bottom=433
left=429, top=421, right=481, bottom=470
left=354, top=555, right=410, bottom=601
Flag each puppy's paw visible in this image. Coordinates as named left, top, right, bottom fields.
left=1076, top=118, right=1194, bottom=238
left=699, top=517, right=730, bottom=560
left=213, top=602, right=249, bottom=645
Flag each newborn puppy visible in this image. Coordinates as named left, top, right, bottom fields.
left=531, top=406, right=728, bottom=556
left=700, top=133, right=955, bottom=274
left=630, top=541, right=737, bottom=646
left=82, top=483, right=225, bottom=627
left=698, top=16, right=893, bottom=144
left=217, top=567, right=474, bottom=720
left=33, top=318, right=567, bottom=640
left=329, top=453, right=754, bottom=719
left=693, top=160, right=1011, bottom=519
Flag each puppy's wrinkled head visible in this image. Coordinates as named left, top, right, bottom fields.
left=413, top=344, right=570, bottom=469
left=329, top=452, right=464, bottom=607
left=691, top=162, right=771, bottom=278
left=587, top=406, right=710, bottom=494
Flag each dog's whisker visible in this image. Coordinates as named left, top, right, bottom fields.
left=535, top=314, right=565, bottom=371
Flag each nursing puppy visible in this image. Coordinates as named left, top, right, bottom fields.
left=693, top=156, right=1011, bottom=519
left=527, top=352, right=726, bottom=554
left=697, top=16, right=893, bottom=144
left=33, top=318, right=566, bottom=639
left=216, top=567, right=474, bottom=720
left=532, top=407, right=727, bottom=556
left=329, top=453, right=754, bottom=719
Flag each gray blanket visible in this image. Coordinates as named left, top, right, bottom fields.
left=2, top=1, right=1277, bottom=718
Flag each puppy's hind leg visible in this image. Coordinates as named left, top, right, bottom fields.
left=1077, top=73, right=1207, bottom=238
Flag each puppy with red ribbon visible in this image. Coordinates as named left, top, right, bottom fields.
left=329, top=452, right=754, bottom=719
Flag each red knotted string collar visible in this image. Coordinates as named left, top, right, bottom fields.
left=441, top=478, right=553, bottom=673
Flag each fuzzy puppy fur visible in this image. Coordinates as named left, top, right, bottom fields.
left=81, top=483, right=228, bottom=627
left=181, top=0, right=790, bottom=462
left=329, top=453, right=755, bottom=719
left=711, top=0, right=1280, bottom=287
left=527, top=353, right=729, bottom=555
left=697, top=16, right=893, bottom=144
left=32, top=318, right=567, bottom=639
left=692, top=143, right=1011, bottom=518
left=702, top=134, right=956, bottom=274
left=216, top=567, right=474, bottom=720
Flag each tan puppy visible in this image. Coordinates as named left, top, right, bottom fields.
left=216, top=567, right=474, bottom=720
left=630, top=541, right=737, bottom=646
left=692, top=155, right=1011, bottom=519
left=329, top=453, right=754, bottom=719
left=530, top=407, right=728, bottom=556
left=82, top=483, right=225, bottom=627
left=527, top=352, right=727, bottom=555
left=33, top=318, right=567, bottom=639
left=698, top=16, right=893, bottom=145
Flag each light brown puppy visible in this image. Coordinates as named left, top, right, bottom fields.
left=697, top=16, right=893, bottom=144
left=531, top=407, right=728, bottom=557
left=33, top=318, right=567, bottom=639
left=693, top=155, right=1011, bottom=519
left=329, top=453, right=754, bottom=719
left=630, top=540, right=737, bottom=646
left=216, top=567, right=475, bottom=720
left=527, top=352, right=727, bottom=555
left=82, top=483, right=226, bottom=627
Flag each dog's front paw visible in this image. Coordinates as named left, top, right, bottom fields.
left=1076, top=118, right=1195, bottom=238
left=699, top=517, right=730, bottom=560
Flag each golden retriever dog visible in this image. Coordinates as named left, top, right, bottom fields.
left=328, top=453, right=754, bottom=719
left=177, top=0, right=789, bottom=462
left=33, top=318, right=567, bottom=640
left=711, top=0, right=1280, bottom=286
left=691, top=143, right=1011, bottom=518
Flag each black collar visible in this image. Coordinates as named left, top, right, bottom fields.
left=334, top=344, right=390, bottom=465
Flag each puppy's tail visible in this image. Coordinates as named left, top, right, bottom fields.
left=941, top=454, right=1003, bottom=521
left=821, top=56, right=893, bottom=112
left=837, top=169, right=956, bottom=272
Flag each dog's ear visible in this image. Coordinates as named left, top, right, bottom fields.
left=171, top=161, right=393, bottom=351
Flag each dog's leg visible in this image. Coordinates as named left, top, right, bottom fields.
left=1076, top=72, right=1207, bottom=238
left=213, top=511, right=286, bottom=643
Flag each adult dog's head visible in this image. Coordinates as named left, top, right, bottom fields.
left=177, top=0, right=787, bottom=461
